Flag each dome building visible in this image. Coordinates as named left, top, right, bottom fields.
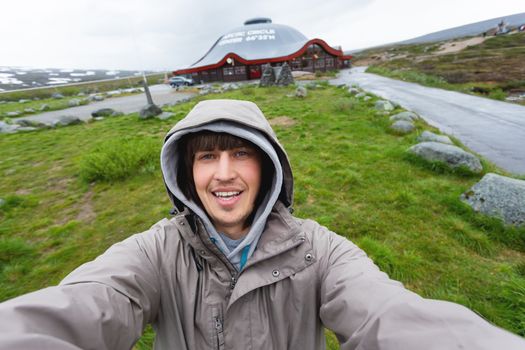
left=174, top=18, right=352, bottom=83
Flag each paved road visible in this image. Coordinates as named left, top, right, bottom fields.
left=331, top=67, right=525, bottom=175
left=13, top=84, right=194, bottom=124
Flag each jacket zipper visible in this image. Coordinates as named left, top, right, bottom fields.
left=212, top=308, right=225, bottom=350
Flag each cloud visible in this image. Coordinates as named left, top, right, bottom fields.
left=1, top=0, right=523, bottom=70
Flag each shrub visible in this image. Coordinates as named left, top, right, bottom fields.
left=488, top=88, right=507, bottom=101
left=79, top=137, right=160, bottom=182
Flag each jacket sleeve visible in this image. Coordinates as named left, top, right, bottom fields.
left=317, top=229, right=525, bottom=350
left=0, top=224, right=165, bottom=350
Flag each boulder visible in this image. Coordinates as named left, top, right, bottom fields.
left=363, top=96, right=372, bottom=101
left=16, top=119, right=49, bottom=128
left=68, top=99, right=82, bottom=107
left=348, top=88, right=360, bottom=95
left=461, top=173, right=525, bottom=226
left=91, top=108, right=122, bottom=118
left=375, top=100, right=394, bottom=111
left=390, top=120, right=414, bottom=134
left=0, top=121, right=20, bottom=134
left=24, top=108, right=35, bottom=114
left=139, top=104, right=162, bottom=119
left=89, top=95, right=105, bottom=102
left=275, top=62, right=294, bottom=86
left=6, top=111, right=21, bottom=117
left=355, top=92, right=366, bottom=98
left=39, top=104, right=50, bottom=111
left=408, top=142, right=482, bottom=173
left=52, top=93, right=64, bottom=99
left=52, top=115, right=84, bottom=127
left=390, top=111, right=418, bottom=122
left=295, top=86, right=307, bottom=98
left=417, top=130, right=453, bottom=145
left=259, top=64, right=276, bottom=87
left=18, top=99, right=31, bottom=104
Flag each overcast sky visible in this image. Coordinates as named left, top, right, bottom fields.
left=1, top=0, right=523, bottom=71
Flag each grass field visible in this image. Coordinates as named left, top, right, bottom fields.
left=1, top=83, right=524, bottom=348
left=359, top=32, right=525, bottom=104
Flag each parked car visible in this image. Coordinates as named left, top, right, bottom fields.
left=169, top=76, right=194, bottom=87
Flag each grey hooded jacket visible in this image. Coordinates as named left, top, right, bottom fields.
left=0, top=99, right=524, bottom=350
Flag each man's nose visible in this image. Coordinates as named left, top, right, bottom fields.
left=214, top=152, right=236, bottom=181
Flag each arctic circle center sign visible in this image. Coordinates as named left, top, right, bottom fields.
left=218, top=29, right=276, bottom=46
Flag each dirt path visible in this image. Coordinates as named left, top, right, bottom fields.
left=434, top=36, right=488, bottom=54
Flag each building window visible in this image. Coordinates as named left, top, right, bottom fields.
left=234, top=66, right=246, bottom=75
left=325, top=58, right=334, bottom=68
left=223, top=67, right=234, bottom=76
left=314, top=58, right=324, bottom=68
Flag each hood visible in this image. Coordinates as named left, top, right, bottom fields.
left=160, top=99, right=294, bottom=270
left=162, top=99, right=293, bottom=210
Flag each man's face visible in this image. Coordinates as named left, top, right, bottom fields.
left=193, top=145, right=262, bottom=238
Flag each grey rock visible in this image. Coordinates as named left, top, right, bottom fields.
left=417, top=130, right=453, bottom=145
left=18, top=99, right=31, bottom=104
left=275, top=62, right=294, bottom=86
left=375, top=100, right=395, bottom=111
left=390, top=111, right=418, bottom=122
left=355, top=92, right=366, bottom=98
left=0, top=121, right=20, bottom=134
left=91, top=108, right=122, bottom=118
left=94, top=117, right=105, bottom=121
left=295, top=86, right=307, bottom=98
left=156, top=112, right=175, bottom=120
left=461, top=173, right=525, bottom=226
left=77, top=92, right=86, bottom=96
left=52, top=115, right=84, bottom=127
left=39, top=104, right=50, bottom=111
left=52, top=93, right=64, bottom=99
left=68, top=99, right=82, bottom=107
left=24, top=108, right=35, bottom=114
left=363, top=96, right=372, bottom=101
left=259, top=64, right=276, bottom=87
left=139, top=104, right=162, bottom=119
left=348, top=88, right=360, bottom=95
left=390, top=120, right=415, bottom=134
left=16, top=119, right=49, bottom=128
left=89, top=95, right=105, bottom=102
left=6, top=111, right=21, bottom=117
left=408, top=142, right=482, bottom=173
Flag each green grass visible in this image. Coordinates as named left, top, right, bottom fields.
left=363, top=32, right=525, bottom=105
left=1, top=85, right=524, bottom=349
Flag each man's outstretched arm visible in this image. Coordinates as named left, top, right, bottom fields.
left=315, top=226, right=525, bottom=350
left=0, top=227, right=163, bottom=350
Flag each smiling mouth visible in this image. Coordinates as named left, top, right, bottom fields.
left=213, top=191, right=241, bottom=200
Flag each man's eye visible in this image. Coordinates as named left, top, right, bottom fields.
left=234, top=150, right=249, bottom=157
left=198, top=153, right=214, bottom=160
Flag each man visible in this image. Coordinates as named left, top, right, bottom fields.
left=0, top=99, right=524, bottom=349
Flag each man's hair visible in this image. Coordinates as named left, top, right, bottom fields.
left=177, top=131, right=273, bottom=213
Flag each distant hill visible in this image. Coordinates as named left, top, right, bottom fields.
left=400, top=12, right=525, bottom=45
left=348, top=12, right=525, bottom=54
left=0, top=67, right=157, bottom=92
